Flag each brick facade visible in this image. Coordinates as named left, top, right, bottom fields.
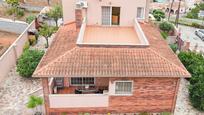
left=45, top=77, right=179, bottom=114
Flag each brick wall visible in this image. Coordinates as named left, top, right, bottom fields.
left=47, top=77, right=179, bottom=114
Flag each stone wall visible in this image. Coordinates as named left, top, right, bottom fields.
left=24, top=0, right=61, bottom=6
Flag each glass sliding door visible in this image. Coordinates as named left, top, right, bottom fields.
left=102, top=6, right=111, bottom=25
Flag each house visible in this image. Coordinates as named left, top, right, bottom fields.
left=33, top=0, right=190, bottom=114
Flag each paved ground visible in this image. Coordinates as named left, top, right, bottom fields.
left=0, top=67, right=42, bottom=115
left=0, top=33, right=55, bottom=115
left=175, top=78, right=204, bottom=115
left=178, top=25, right=204, bottom=51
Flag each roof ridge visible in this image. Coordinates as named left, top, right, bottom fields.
left=149, top=48, right=190, bottom=77
left=33, top=47, right=78, bottom=77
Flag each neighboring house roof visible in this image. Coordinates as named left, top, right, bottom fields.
left=33, top=22, right=191, bottom=78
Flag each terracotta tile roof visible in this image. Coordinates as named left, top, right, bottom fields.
left=33, top=22, right=190, bottom=78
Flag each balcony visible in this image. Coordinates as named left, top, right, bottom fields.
left=48, top=78, right=109, bottom=108
left=77, top=17, right=149, bottom=46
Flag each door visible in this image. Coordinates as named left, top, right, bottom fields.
left=102, top=6, right=111, bottom=25
left=112, top=7, right=120, bottom=25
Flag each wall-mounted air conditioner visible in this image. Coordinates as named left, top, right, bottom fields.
left=76, top=1, right=88, bottom=9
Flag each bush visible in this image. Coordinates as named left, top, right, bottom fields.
left=169, top=44, right=178, bottom=53
left=26, top=15, right=36, bottom=24
left=159, top=21, right=174, bottom=33
left=23, top=41, right=30, bottom=51
left=16, top=8, right=24, bottom=17
left=17, top=50, right=44, bottom=77
left=28, top=35, right=37, bottom=46
left=160, top=31, right=168, bottom=39
left=152, top=9, right=165, bottom=21
left=178, top=51, right=204, bottom=111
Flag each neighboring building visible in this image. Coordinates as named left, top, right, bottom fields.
left=33, top=0, right=190, bottom=114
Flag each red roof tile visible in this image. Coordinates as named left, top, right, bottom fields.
left=33, top=22, right=190, bottom=78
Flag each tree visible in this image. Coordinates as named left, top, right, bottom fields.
left=16, top=50, right=44, bottom=77
left=39, top=24, right=57, bottom=48
left=47, top=5, right=62, bottom=27
left=152, top=9, right=165, bottom=21
left=6, top=0, right=19, bottom=7
left=159, top=21, right=174, bottom=33
left=178, top=51, right=204, bottom=111
left=27, top=95, right=43, bottom=115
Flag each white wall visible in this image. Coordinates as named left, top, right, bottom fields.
left=62, top=0, right=149, bottom=26
left=49, top=94, right=109, bottom=108
left=62, top=0, right=76, bottom=24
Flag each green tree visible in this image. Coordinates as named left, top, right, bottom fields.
left=152, top=9, right=165, bottom=21
left=159, top=21, right=174, bottom=33
left=47, top=4, right=62, bottom=27
left=17, top=50, right=44, bottom=77
left=178, top=51, right=204, bottom=111
left=39, top=24, right=57, bottom=48
left=27, top=95, right=43, bottom=114
left=6, top=0, right=19, bottom=7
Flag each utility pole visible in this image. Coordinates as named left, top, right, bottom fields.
left=168, top=0, right=174, bottom=21
left=175, top=0, right=181, bottom=27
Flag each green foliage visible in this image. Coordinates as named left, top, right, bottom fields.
left=152, top=9, right=165, bottom=21
left=159, top=21, right=174, bottom=33
left=39, top=24, right=57, bottom=48
left=27, top=95, right=43, bottom=109
left=47, top=4, right=62, bottom=27
left=23, top=41, right=30, bottom=51
left=26, top=15, right=36, bottom=24
left=16, top=8, right=24, bottom=17
left=186, top=3, right=204, bottom=19
left=161, top=112, right=171, bottom=115
left=17, top=50, right=44, bottom=77
left=178, top=51, right=204, bottom=111
left=28, top=35, right=37, bottom=46
left=139, top=112, right=149, bottom=115
left=6, top=7, right=24, bottom=18
left=191, top=22, right=204, bottom=29
left=160, top=31, right=168, bottom=39
left=6, top=0, right=19, bottom=7
left=169, top=44, right=178, bottom=53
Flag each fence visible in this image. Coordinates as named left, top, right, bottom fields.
left=0, top=20, right=36, bottom=82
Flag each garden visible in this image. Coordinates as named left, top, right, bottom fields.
left=0, top=0, right=39, bottom=22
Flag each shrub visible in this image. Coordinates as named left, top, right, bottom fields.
left=152, top=9, right=165, bottom=21
left=17, top=50, right=44, bottom=77
left=178, top=51, right=204, bottom=111
left=16, top=8, right=24, bottom=17
left=28, top=35, right=37, bottom=46
left=169, top=44, right=178, bottom=53
left=159, top=21, right=174, bottom=33
left=26, top=15, right=36, bottom=24
left=160, top=31, right=168, bottom=39
left=23, top=41, right=30, bottom=51
left=27, top=95, right=43, bottom=114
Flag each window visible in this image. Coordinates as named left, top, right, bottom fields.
left=115, top=81, right=133, bottom=95
left=137, top=7, right=144, bottom=19
left=102, top=6, right=120, bottom=25
left=70, top=77, right=95, bottom=86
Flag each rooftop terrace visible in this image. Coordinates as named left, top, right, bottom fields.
left=77, top=18, right=149, bottom=46
left=83, top=26, right=140, bottom=45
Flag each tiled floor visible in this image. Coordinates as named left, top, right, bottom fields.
left=83, top=26, right=140, bottom=45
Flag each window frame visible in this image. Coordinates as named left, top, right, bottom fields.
left=137, top=7, right=145, bottom=20
left=114, top=80, right=133, bottom=96
left=70, top=77, right=95, bottom=86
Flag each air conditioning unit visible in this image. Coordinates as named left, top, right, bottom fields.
left=76, top=1, right=88, bottom=9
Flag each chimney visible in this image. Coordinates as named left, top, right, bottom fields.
left=75, top=9, right=83, bottom=28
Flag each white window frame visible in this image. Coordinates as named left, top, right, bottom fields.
left=137, top=7, right=145, bottom=20
left=70, top=77, right=95, bottom=86
left=114, top=80, right=133, bottom=96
